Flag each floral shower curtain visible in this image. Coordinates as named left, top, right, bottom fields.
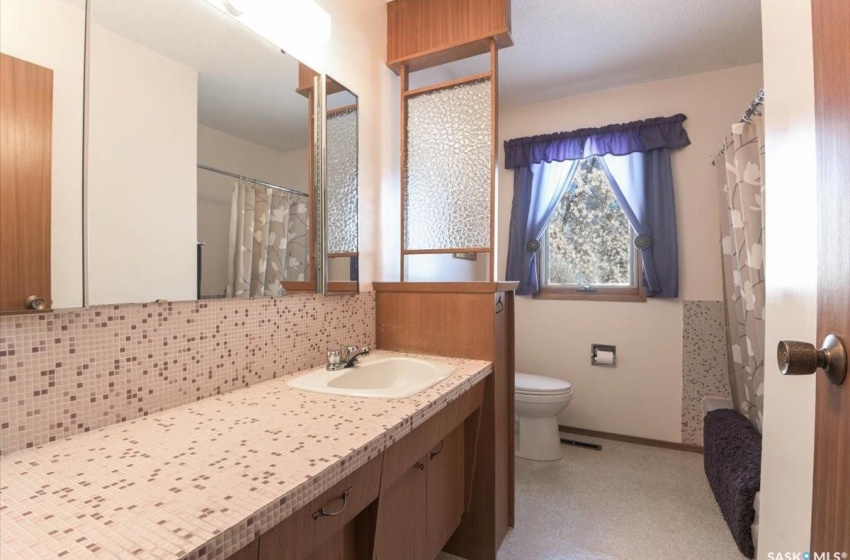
left=226, top=180, right=308, bottom=297
left=715, top=111, right=766, bottom=431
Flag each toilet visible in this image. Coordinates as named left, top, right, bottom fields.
left=515, top=372, right=573, bottom=461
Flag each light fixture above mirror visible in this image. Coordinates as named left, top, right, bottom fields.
left=202, top=0, right=331, bottom=51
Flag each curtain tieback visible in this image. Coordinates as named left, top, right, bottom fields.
left=634, top=234, right=652, bottom=250
left=526, top=239, right=541, bottom=253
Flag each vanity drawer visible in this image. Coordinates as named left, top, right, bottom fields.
left=258, top=455, right=383, bottom=560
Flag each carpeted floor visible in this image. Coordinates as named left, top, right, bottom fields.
left=440, top=436, right=745, bottom=560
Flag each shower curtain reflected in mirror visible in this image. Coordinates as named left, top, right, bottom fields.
left=715, top=111, right=766, bottom=430
left=226, top=180, right=308, bottom=298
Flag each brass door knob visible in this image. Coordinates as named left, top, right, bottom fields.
left=777, top=334, right=847, bottom=385
left=24, top=295, right=47, bottom=311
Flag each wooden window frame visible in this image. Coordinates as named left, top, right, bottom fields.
left=533, top=168, right=647, bottom=303
left=533, top=254, right=646, bottom=302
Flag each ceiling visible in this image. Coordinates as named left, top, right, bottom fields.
left=72, top=0, right=761, bottom=150
left=83, top=0, right=309, bottom=153
left=443, top=0, right=763, bottom=108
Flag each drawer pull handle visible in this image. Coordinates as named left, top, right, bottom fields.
left=429, top=440, right=444, bottom=460
left=312, top=487, right=351, bottom=520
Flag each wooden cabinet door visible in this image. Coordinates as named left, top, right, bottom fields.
left=258, top=457, right=381, bottom=560
left=374, top=460, right=428, bottom=560
left=225, top=539, right=259, bottom=560
left=426, top=425, right=465, bottom=559
left=0, top=53, right=53, bottom=313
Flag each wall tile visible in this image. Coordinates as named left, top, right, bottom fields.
left=682, top=300, right=731, bottom=445
left=0, top=293, right=375, bottom=455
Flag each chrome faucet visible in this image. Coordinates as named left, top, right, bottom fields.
left=326, top=345, right=370, bottom=371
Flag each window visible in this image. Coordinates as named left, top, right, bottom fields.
left=537, top=157, right=645, bottom=301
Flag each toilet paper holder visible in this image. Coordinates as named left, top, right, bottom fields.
left=591, top=344, right=617, bottom=367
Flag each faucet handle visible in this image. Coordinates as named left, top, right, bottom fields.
left=327, top=349, right=341, bottom=365
left=344, top=345, right=359, bottom=359
left=360, top=346, right=370, bottom=356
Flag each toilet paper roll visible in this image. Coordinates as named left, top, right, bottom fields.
left=595, top=350, right=615, bottom=365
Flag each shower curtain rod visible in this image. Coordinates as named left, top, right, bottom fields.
left=712, top=89, right=765, bottom=163
left=739, top=88, right=765, bottom=124
left=197, top=164, right=308, bottom=197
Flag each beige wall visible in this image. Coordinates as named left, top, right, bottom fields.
left=757, top=0, right=817, bottom=554
left=279, top=147, right=310, bottom=195
left=497, top=64, right=764, bottom=442
left=87, top=25, right=198, bottom=305
left=0, top=0, right=85, bottom=309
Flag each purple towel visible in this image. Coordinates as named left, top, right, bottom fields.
left=704, top=409, right=761, bottom=559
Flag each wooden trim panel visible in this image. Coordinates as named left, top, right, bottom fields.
left=488, top=39, right=498, bottom=282
left=403, top=247, right=492, bottom=255
left=403, top=72, right=492, bottom=98
left=399, top=64, right=409, bottom=281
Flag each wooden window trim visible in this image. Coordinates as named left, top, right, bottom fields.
left=533, top=285, right=646, bottom=302
left=534, top=254, right=647, bottom=303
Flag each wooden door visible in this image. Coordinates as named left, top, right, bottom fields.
left=425, top=425, right=465, bottom=559
left=811, top=0, right=850, bottom=550
left=0, top=53, right=53, bottom=313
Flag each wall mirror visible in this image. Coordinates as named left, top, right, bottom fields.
left=322, top=77, right=359, bottom=294
left=0, top=0, right=86, bottom=313
left=85, top=0, right=316, bottom=306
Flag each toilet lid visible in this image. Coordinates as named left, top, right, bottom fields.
left=515, top=372, right=572, bottom=395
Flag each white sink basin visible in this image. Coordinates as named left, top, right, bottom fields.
left=287, top=356, right=456, bottom=399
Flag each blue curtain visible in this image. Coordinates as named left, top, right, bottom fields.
left=506, top=160, right=578, bottom=295
left=600, top=151, right=678, bottom=297
left=504, top=114, right=689, bottom=296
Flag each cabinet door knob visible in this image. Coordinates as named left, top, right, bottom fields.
left=777, top=334, right=846, bottom=385
left=24, top=295, right=47, bottom=311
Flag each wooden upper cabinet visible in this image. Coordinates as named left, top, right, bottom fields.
left=386, top=0, right=512, bottom=73
left=0, top=53, right=53, bottom=314
left=296, top=63, right=346, bottom=97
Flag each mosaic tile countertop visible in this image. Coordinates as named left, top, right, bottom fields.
left=0, top=351, right=492, bottom=560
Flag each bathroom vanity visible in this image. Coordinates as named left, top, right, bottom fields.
left=0, top=353, right=496, bottom=560
left=252, top=377, right=483, bottom=560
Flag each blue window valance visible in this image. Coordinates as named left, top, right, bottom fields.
left=504, top=113, right=691, bottom=169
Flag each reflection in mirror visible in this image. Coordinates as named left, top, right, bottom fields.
left=0, top=0, right=85, bottom=313
left=86, top=0, right=311, bottom=305
left=325, top=78, right=359, bottom=293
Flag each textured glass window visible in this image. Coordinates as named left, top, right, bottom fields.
left=544, top=158, right=633, bottom=286
left=405, top=78, right=491, bottom=251
left=326, top=107, right=358, bottom=255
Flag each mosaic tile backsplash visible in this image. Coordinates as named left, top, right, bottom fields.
left=681, top=300, right=731, bottom=445
left=0, top=293, right=375, bottom=455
